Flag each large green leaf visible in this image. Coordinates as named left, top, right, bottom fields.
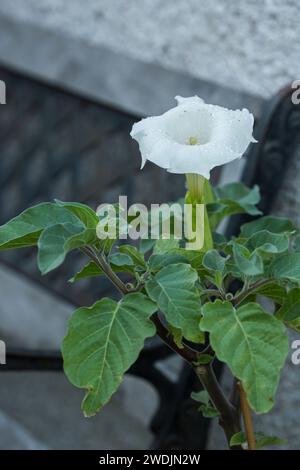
left=240, top=216, right=296, bottom=238
left=268, top=253, right=300, bottom=283
left=0, top=203, right=80, bottom=251
left=38, top=222, right=84, bottom=274
left=62, top=293, right=156, bottom=416
left=55, top=200, right=99, bottom=228
left=146, top=263, right=203, bottom=343
left=201, top=300, right=288, bottom=413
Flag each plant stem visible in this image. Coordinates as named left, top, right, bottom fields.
left=194, top=363, right=241, bottom=446
left=233, top=279, right=273, bottom=306
left=80, top=247, right=128, bottom=295
left=237, top=382, right=256, bottom=450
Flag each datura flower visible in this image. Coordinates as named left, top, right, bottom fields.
left=130, top=96, right=255, bottom=179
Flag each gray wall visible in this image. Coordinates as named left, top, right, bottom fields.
left=0, top=0, right=298, bottom=98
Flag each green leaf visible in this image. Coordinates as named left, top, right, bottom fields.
left=247, top=230, right=289, bottom=254
left=207, top=183, right=261, bottom=227
left=55, top=200, right=98, bottom=228
left=38, top=222, right=84, bottom=274
left=252, top=282, right=286, bottom=305
left=212, top=232, right=228, bottom=249
left=240, top=216, right=296, bottom=238
left=118, top=245, right=146, bottom=269
left=168, top=324, right=184, bottom=349
left=0, top=203, right=80, bottom=251
left=293, top=235, right=300, bottom=252
left=203, top=249, right=226, bottom=274
left=230, top=431, right=247, bottom=447
left=198, top=404, right=220, bottom=418
left=268, top=253, right=300, bottom=283
left=108, top=253, right=134, bottom=267
left=146, top=263, right=203, bottom=344
left=276, top=288, right=300, bottom=321
left=148, top=252, right=190, bottom=272
left=230, top=431, right=287, bottom=449
left=231, top=242, right=264, bottom=276
left=170, top=248, right=205, bottom=271
left=62, top=293, right=156, bottom=416
left=108, top=253, right=135, bottom=274
left=203, top=249, right=226, bottom=288
left=255, top=433, right=287, bottom=450
left=191, top=390, right=210, bottom=405
left=201, top=300, right=288, bottom=413
left=69, top=255, right=133, bottom=283
left=69, top=261, right=103, bottom=283
left=139, top=239, right=155, bottom=254
left=153, top=238, right=180, bottom=254
left=191, top=390, right=219, bottom=418
left=65, top=228, right=98, bottom=250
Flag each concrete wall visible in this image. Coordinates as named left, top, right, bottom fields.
left=0, top=0, right=298, bottom=98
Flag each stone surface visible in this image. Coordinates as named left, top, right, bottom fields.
left=0, top=372, right=156, bottom=449
left=0, top=0, right=298, bottom=99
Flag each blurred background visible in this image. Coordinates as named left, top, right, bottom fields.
left=0, top=0, right=299, bottom=450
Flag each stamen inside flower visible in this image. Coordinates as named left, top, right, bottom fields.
left=188, top=136, right=199, bottom=145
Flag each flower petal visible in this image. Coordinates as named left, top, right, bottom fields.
left=131, top=96, right=255, bottom=179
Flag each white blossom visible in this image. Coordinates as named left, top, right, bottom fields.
left=130, top=96, right=256, bottom=179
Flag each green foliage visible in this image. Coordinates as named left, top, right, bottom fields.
left=191, top=390, right=220, bottom=418
left=275, top=288, right=300, bottom=333
left=231, top=241, right=264, bottom=276
left=38, top=222, right=84, bottom=274
left=146, top=263, right=204, bottom=343
left=268, top=253, right=300, bottom=283
left=0, top=203, right=80, bottom=251
left=1, top=177, right=300, bottom=448
left=69, top=261, right=103, bottom=283
left=62, top=293, right=156, bottom=416
left=54, top=200, right=99, bottom=228
left=240, top=215, right=296, bottom=238
left=230, top=431, right=287, bottom=449
left=201, top=300, right=288, bottom=413
left=246, top=230, right=289, bottom=254
left=207, top=182, right=261, bottom=228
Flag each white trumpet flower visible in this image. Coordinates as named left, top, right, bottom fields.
left=130, top=96, right=255, bottom=179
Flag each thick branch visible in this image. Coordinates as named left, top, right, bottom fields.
left=151, top=313, right=198, bottom=363
left=194, top=363, right=241, bottom=446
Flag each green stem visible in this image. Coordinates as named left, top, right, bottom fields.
left=185, top=174, right=214, bottom=252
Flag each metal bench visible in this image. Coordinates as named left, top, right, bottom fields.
left=0, top=65, right=299, bottom=449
